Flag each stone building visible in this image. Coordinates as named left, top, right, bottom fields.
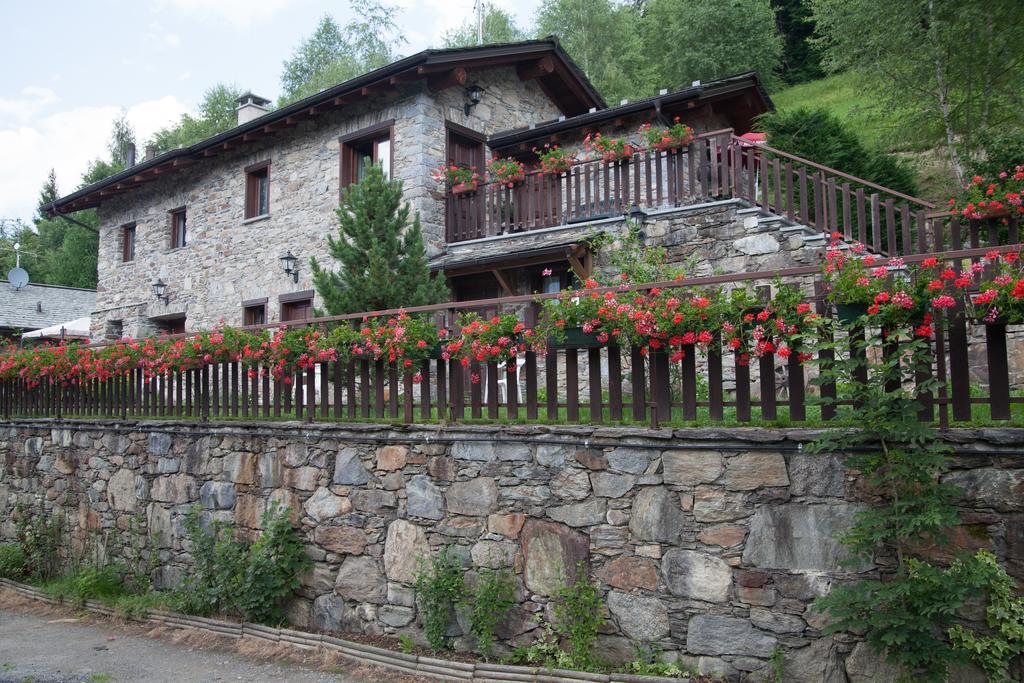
left=45, top=39, right=787, bottom=339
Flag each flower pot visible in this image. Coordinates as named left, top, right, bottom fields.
left=549, top=327, right=606, bottom=349
left=836, top=303, right=869, bottom=325
left=451, top=181, right=478, bottom=195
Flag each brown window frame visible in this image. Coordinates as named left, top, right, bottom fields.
left=339, top=119, right=395, bottom=193
left=279, top=290, right=314, bottom=323
left=121, top=223, right=136, bottom=262
left=244, top=161, right=270, bottom=219
left=445, top=121, right=486, bottom=172
left=242, top=297, right=268, bottom=326
left=169, top=207, right=187, bottom=249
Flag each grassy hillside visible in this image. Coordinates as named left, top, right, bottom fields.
left=769, top=72, right=958, bottom=202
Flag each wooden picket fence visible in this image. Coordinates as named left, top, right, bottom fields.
left=2, top=249, right=1020, bottom=429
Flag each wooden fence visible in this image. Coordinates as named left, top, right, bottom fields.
left=446, top=128, right=1005, bottom=264
left=2, top=250, right=1019, bottom=429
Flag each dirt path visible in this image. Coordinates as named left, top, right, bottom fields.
left=0, top=594, right=418, bottom=683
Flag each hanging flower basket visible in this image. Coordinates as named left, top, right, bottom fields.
left=548, top=326, right=608, bottom=349
left=534, top=144, right=576, bottom=175
left=639, top=117, right=695, bottom=152
left=487, top=156, right=526, bottom=188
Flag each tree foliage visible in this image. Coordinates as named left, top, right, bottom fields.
left=771, top=0, right=822, bottom=85
left=149, top=84, right=243, bottom=154
left=809, top=0, right=1024, bottom=184
left=310, top=164, right=448, bottom=314
left=279, top=4, right=405, bottom=106
left=757, top=107, right=919, bottom=196
left=443, top=3, right=525, bottom=48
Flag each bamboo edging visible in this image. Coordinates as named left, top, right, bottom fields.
left=0, top=578, right=691, bottom=683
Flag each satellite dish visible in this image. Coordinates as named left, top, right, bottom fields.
left=8, top=267, right=29, bottom=291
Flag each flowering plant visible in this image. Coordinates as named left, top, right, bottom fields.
left=821, top=240, right=887, bottom=306
left=948, top=166, right=1024, bottom=220
left=583, top=133, right=635, bottom=163
left=638, top=117, right=695, bottom=151
left=255, top=326, right=335, bottom=382
left=487, top=156, right=526, bottom=187
left=537, top=276, right=634, bottom=347
left=719, top=285, right=819, bottom=364
left=635, top=288, right=722, bottom=360
left=968, top=249, right=1024, bottom=323
left=432, top=163, right=480, bottom=190
left=445, top=312, right=532, bottom=370
left=533, top=144, right=575, bottom=175
left=353, top=312, right=444, bottom=368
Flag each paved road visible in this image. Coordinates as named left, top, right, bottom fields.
left=0, top=609, right=381, bottom=683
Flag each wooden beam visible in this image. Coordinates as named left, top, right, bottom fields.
left=517, top=55, right=555, bottom=81
left=389, top=71, right=421, bottom=85
left=567, top=253, right=588, bottom=280
left=492, top=269, right=514, bottom=296
left=427, top=67, right=467, bottom=93
left=171, top=159, right=194, bottom=168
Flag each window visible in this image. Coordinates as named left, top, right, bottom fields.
left=340, top=120, right=394, bottom=189
left=104, top=319, right=123, bottom=340
left=280, top=290, right=314, bottom=322
left=245, top=162, right=270, bottom=218
left=121, top=224, right=136, bottom=262
left=151, top=316, right=186, bottom=335
left=170, top=208, right=187, bottom=248
left=446, top=122, right=486, bottom=175
left=242, top=299, right=267, bottom=326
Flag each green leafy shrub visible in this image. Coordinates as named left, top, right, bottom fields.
left=552, top=564, right=605, bottom=670
left=465, top=568, right=515, bottom=659
left=414, top=547, right=465, bottom=651
left=15, top=505, right=63, bottom=581
left=44, top=564, right=124, bottom=607
left=177, top=503, right=308, bottom=624
left=0, top=543, right=26, bottom=579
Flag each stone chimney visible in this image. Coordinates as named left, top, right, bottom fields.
left=236, top=92, right=271, bottom=125
left=145, top=144, right=157, bottom=161
left=126, top=142, right=136, bottom=167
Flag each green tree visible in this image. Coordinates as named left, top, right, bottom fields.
left=771, top=0, right=823, bottom=85
left=757, top=108, right=919, bottom=196
left=149, top=84, right=243, bottom=153
left=443, top=3, right=525, bottom=48
left=279, top=4, right=405, bottom=106
left=639, top=0, right=783, bottom=91
left=310, top=164, right=448, bottom=314
left=107, top=109, right=136, bottom=170
left=809, top=0, right=1024, bottom=184
left=535, top=0, right=647, bottom=103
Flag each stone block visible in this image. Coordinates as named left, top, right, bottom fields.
left=723, top=452, right=789, bottom=490
left=573, top=449, right=607, bottom=470
left=743, top=503, right=866, bottom=571
left=384, top=519, right=429, bottom=583
left=147, top=432, right=173, bottom=456
left=662, top=450, right=723, bottom=484
left=471, top=540, right=516, bottom=568
left=697, top=524, right=747, bottom=548
left=225, top=453, right=258, bottom=485
left=259, top=452, right=281, bottom=487
left=749, top=608, right=805, bottom=634
left=607, top=448, right=649, bottom=474
left=451, top=441, right=495, bottom=461
left=596, top=556, right=658, bottom=590
left=446, top=477, right=498, bottom=516
left=551, top=467, right=591, bottom=500
left=944, top=468, right=1023, bottom=512
left=333, top=448, right=369, bottom=485
left=426, top=456, right=457, bottom=480
left=406, top=474, right=444, bottom=520
left=548, top=499, right=605, bottom=527
left=199, top=481, right=236, bottom=510
left=107, top=468, right=141, bottom=512
left=313, top=526, right=367, bottom=555
left=607, top=591, right=669, bottom=641
left=686, top=615, right=777, bottom=657
left=351, top=489, right=397, bottom=513
left=376, top=445, right=407, bottom=471
left=234, top=494, right=265, bottom=529
left=789, top=453, right=845, bottom=498
left=661, top=549, right=731, bottom=602
left=334, top=556, right=386, bottom=603
left=693, top=487, right=751, bottom=522
left=379, top=605, right=415, bottom=627
left=536, top=444, right=568, bottom=467
left=285, top=466, right=319, bottom=491
left=312, top=594, right=358, bottom=633
left=487, top=512, right=526, bottom=539
left=302, top=487, right=351, bottom=522
left=629, top=487, right=683, bottom=542
left=590, top=472, right=635, bottom=498
left=521, top=519, right=588, bottom=596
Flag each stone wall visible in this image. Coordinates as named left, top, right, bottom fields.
left=92, top=68, right=560, bottom=338
left=2, top=419, right=1020, bottom=682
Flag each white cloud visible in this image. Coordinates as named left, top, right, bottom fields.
left=0, top=87, right=60, bottom=123
left=157, top=0, right=299, bottom=29
left=0, top=96, right=187, bottom=223
left=164, top=33, right=181, bottom=48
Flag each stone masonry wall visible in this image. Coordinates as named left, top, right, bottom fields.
left=92, top=68, right=560, bottom=339
left=2, top=420, right=1021, bottom=681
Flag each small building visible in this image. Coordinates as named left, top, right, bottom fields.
left=0, top=281, right=96, bottom=341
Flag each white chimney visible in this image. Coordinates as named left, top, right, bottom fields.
left=235, top=92, right=271, bottom=125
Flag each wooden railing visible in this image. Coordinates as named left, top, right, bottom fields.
left=2, top=248, right=1020, bottom=429
left=446, top=130, right=1018, bottom=262
left=446, top=129, right=735, bottom=242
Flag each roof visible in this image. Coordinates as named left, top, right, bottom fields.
left=489, top=71, right=772, bottom=150
left=431, top=224, right=602, bottom=273
left=48, top=38, right=603, bottom=215
left=22, top=316, right=91, bottom=340
left=0, top=281, right=95, bottom=332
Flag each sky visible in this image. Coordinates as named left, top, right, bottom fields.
left=0, top=0, right=542, bottom=224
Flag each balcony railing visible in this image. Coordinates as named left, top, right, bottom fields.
left=446, top=129, right=1004, bottom=261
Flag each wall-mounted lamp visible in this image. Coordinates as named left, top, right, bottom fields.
left=627, top=203, right=648, bottom=240
left=280, top=250, right=299, bottom=283
left=464, top=84, right=484, bottom=116
left=152, top=278, right=169, bottom=305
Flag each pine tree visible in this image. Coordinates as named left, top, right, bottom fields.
left=310, top=164, right=448, bottom=314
